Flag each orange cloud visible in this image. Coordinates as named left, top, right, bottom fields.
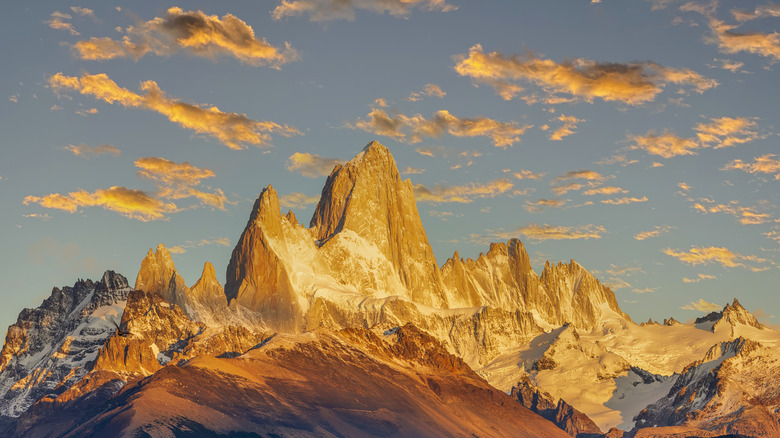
left=279, top=192, right=320, bottom=209
left=732, top=4, right=780, bottom=22
left=134, top=157, right=229, bottom=210
left=407, top=83, right=447, bottom=101
left=414, top=179, right=514, bottom=203
left=286, top=152, right=343, bottom=177
left=664, top=245, right=767, bottom=269
left=46, top=11, right=79, bottom=35
left=168, top=237, right=231, bottom=254
left=553, top=169, right=608, bottom=182
left=524, top=198, right=567, bottom=213
left=49, top=72, right=300, bottom=149
left=722, top=154, right=780, bottom=179
left=549, top=114, right=584, bottom=141
left=65, top=143, right=121, bottom=157
left=271, top=0, right=457, bottom=21
left=583, top=186, right=628, bottom=196
left=682, top=273, right=717, bottom=283
left=634, top=225, right=675, bottom=241
left=630, top=116, right=761, bottom=158
left=512, top=169, right=545, bottom=180
left=681, top=298, right=722, bottom=312
left=454, top=44, right=716, bottom=105
left=403, top=167, right=425, bottom=175
left=24, top=187, right=177, bottom=221
left=707, top=18, right=780, bottom=62
left=601, top=196, right=648, bottom=205
left=517, top=223, right=606, bottom=241
left=73, top=7, right=298, bottom=68
left=691, top=198, right=774, bottom=225
left=348, top=107, right=531, bottom=148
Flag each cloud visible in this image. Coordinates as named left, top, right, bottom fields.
left=678, top=182, right=691, bottom=192
left=549, top=114, right=584, bottom=141
left=46, top=11, right=79, bottom=35
left=348, top=107, right=531, bottom=148
left=414, top=179, right=514, bottom=203
left=596, top=154, right=639, bottom=166
left=681, top=298, right=722, bottom=312
left=407, top=83, right=447, bottom=101
left=428, top=210, right=455, bottom=221
left=583, top=186, right=628, bottom=196
left=517, top=223, right=607, bottom=241
left=24, top=157, right=229, bottom=220
left=765, top=228, right=780, bottom=243
left=706, top=18, right=780, bottom=62
left=65, top=143, right=121, bottom=157
left=732, top=4, right=780, bottom=22
left=634, top=225, right=675, bottom=240
left=512, top=169, right=545, bottom=180
left=711, top=58, right=745, bottom=73
left=70, top=7, right=95, bottom=18
left=691, top=199, right=775, bottom=225
left=270, top=0, right=457, bottom=21
left=167, top=237, right=231, bottom=254
left=23, top=213, right=51, bottom=220
left=49, top=72, right=300, bottom=149
left=683, top=273, right=717, bottom=283
left=286, top=152, right=343, bottom=177
left=553, top=169, right=608, bottom=183
left=632, top=287, right=657, bottom=294
left=134, top=157, right=230, bottom=209
left=24, top=187, right=177, bottom=222
left=601, top=196, right=648, bottom=205
left=73, top=7, right=298, bottom=68
left=403, top=166, right=425, bottom=175
left=279, top=192, right=320, bottom=209
left=524, top=198, right=567, bottom=213
left=453, top=44, right=717, bottom=105
left=663, top=245, right=767, bottom=269
left=629, top=116, right=761, bottom=158
left=722, top=154, right=780, bottom=179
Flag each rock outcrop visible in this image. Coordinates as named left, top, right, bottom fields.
left=512, top=376, right=602, bottom=437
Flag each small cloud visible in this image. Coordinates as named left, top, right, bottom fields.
left=682, top=273, right=717, bottom=283
left=407, top=83, right=446, bottom=101
left=516, top=223, right=607, bottom=241
left=65, top=143, right=121, bottom=157
left=286, top=152, right=343, bottom=178
left=46, top=11, right=79, bottom=35
left=348, top=107, right=532, bottom=148
left=512, top=169, right=545, bottom=180
left=8, top=94, right=18, bottom=103
left=722, top=154, right=780, bottom=180
left=629, top=116, right=762, bottom=158
left=583, top=186, right=628, bottom=196
left=279, top=192, right=320, bottom=209
left=596, top=154, right=639, bottom=166
left=634, top=225, right=675, bottom=240
left=681, top=298, right=722, bottom=312
left=403, top=166, right=425, bottom=175
left=414, top=179, right=514, bottom=203
left=524, top=198, right=567, bottom=213
left=553, top=169, right=608, bottom=183
left=664, top=245, right=767, bottom=269
left=428, top=210, right=455, bottom=221
left=601, top=196, right=648, bottom=205
left=70, top=6, right=95, bottom=18
left=166, top=237, right=231, bottom=254
left=632, top=287, right=657, bottom=294
left=22, top=213, right=51, bottom=220
left=691, top=198, right=774, bottom=225
left=548, top=114, right=584, bottom=141
left=76, top=107, right=99, bottom=116
left=270, top=0, right=458, bottom=22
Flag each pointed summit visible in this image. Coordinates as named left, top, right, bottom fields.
left=135, top=243, right=187, bottom=304
left=190, top=262, right=224, bottom=301
left=310, top=141, right=447, bottom=307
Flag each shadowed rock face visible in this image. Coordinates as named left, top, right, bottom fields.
left=512, top=376, right=602, bottom=437
left=12, top=324, right=572, bottom=438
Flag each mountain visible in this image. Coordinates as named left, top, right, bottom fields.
left=1, top=141, right=778, bottom=437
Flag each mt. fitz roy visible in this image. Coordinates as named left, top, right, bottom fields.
left=1, top=141, right=778, bottom=438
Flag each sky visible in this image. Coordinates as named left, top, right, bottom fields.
left=1, top=0, right=779, bottom=332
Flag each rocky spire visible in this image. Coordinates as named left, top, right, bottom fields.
left=224, top=185, right=301, bottom=332
left=134, top=244, right=187, bottom=305
left=310, top=141, right=447, bottom=308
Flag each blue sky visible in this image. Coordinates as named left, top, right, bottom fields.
left=1, top=0, right=779, bottom=331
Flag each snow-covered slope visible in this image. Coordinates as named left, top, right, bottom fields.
left=0, top=271, right=130, bottom=417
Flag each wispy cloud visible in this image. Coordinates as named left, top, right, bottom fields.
left=168, top=237, right=231, bottom=254
left=512, top=169, right=545, bottom=180
left=454, top=44, right=716, bottom=104
left=683, top=273, right=717, bottom=283
left=524, top=198, right=567, bottom=213
left=24, top=157, right=229, bottom=221
left=706, top=18, right=780, bottom=62
left=601, top=196, right=648, bottom=205
left=270, top=0, right=458, bottom=21
left=732, top=4, right=780, bottom=22
left=722, top=154, right=780, bottom=179
left=46, top=11, right=79, bottom=35
left=65, top=143, right=121, bottom=157
left=403, top=166, right=425, bottom=175
left=664, top=245, right=767, bottom=269
left=279, top=192, right=320, bottom=209
left=407, top=83, right=446, bottom=101
left=348, top=107, right=531, bottom=147
left=629, top=116, right=761, bottom=158
left=414, top=179, right=514, bottom=203
left=583, top=186, right=628, bottom=196
left=517, top=223, right=607, bottom=241
left=681, top=298, right=722, bottom=312
left=634, top=225, right=675, bottom=240
left=49, top=72, right=301, bottom=149
left=73, top=7, right=298, bottom=68
left=549, top=114, right=584, bottom=141
left=286, top=152, right=343, bottom=177
left=692, top=198, right=775, bottom=225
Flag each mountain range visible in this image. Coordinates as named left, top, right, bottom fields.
left=1, top=141, right=777, bottom=437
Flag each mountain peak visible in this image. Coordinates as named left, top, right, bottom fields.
left=134, top=243, right=186, bottom=304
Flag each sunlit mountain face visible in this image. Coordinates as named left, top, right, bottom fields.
left=2, top=1, right=779, bottom=437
